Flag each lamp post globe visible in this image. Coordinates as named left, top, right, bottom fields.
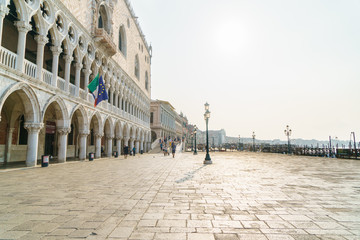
left=204, top=103, right=212, bottom=164
left=194, top=125, right=198, bottom=155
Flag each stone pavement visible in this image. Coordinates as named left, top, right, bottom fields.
left=0, top=152, right=359, bottom=240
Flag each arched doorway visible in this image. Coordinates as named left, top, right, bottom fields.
left=0, top=84, right=41, bottom=166
left=68, top=107, right=87, bottom=160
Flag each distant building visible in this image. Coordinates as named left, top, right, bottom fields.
left=150, top=100, right=190, bottom=142
left=190, top=128, right=226, bottom=146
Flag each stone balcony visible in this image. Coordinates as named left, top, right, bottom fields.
left=93, top=28, right=117, bottom=56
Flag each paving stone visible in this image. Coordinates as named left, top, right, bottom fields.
left=154, top=232, right=186, bottom=239
left=0, top=153, right=359, bottom=239
left=188, top=233, right=215, bottom=240
left=214, top=233, right=239, bottom=239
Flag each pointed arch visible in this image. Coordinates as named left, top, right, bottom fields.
left=69, top=104, right=88, bottom=131
left=41, top=96, right=69, bottom=124
left=0, top=82, right=41, bottom=123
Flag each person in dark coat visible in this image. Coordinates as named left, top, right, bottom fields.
left=124, top=145, right=129, bottom=159
left=172, top=143, right=176, bottom=158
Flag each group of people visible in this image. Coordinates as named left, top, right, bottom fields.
left=160, top=137, right=181, bottom=158
left=123, top=146, right=137, bottom=159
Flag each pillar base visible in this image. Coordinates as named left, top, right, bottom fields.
left=203, top=160, right=212, bottom=164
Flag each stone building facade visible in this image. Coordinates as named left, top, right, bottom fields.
left=0, top=0, right=152, bottom=167
left=150, top=100, right=178, bottom=142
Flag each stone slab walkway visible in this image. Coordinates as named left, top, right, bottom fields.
left=0, top=152, right=359, bottom=240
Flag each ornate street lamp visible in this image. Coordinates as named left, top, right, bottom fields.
left=191, top=133, right=194, bottom=152
left=204, top=102, right=212, bottom=164
left=284, top=125, right=292, bottom=154
left=194, top=125, right=198, bottom=155
left=252, top=131, right=256, bottom=152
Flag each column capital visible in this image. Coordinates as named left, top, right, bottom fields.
left=15, top=21, right=32, bottom=33
left=106, top=134, right=114, bottom=140
left=115, top=136, right=122, bottom=140
left=0, top=5, right=9, bottom=17
left=95, top=133, right=104, bottom=138
left=50, top=46, right=62, bottom=56
left=75, top=62, right=83, bottom=70
left=24, top=122, right=44, bottom=133
left=79, top=130, right=90, bottom=137
left=64, top=55, right=73, bottom=63
left=34, top=35, right=48, bottom=45
left=82, top=68, right=92, bottom=75
left=57, top=127, right=71, bottom=135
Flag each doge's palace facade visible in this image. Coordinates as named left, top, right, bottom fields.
left=0, top=0, right=152, bottom=166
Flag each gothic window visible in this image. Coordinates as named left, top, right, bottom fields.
left=134, top=55, right=140, bottom=79
left=145, top=71, right=149, bottom=90
left=118, top=26, right=127, bottom=56
left=98, top=5, right=110, bottom=34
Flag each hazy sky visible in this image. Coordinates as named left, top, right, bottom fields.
left=131, top=0, right=360, bottom=141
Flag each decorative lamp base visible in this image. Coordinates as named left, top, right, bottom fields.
left=203, top=160, right=212, bottom=164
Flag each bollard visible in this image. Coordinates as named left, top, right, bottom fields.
left=41, top=155, right=49, bottom=167
left=89, top=152, right=94, bottom=161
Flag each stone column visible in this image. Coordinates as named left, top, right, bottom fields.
left=15, top=21, right=32, bottom=72
left=50, top=46, right=62, bottom=87
left=57, top=127, right=70, bottom=163
left=140, top=140, right=144, bottom=153
left=116, top=137, right=122, bottom=155
left=5, top=128, right=14, bottom=163
left=78, top=131, right=89, bottom=160
left=0, top=6, right=9, bottom=45
left=130, top=138, right=134, bottom=152
left=114, top=91, right=119, bottom=108
left=74, top=62, right=82, bottom=97
left=64, top=55, right=73, bottom=92
left=34, top=35, right=48, bottom=80
left=106, top=136, right=113, bottom=157
left=24, top=123, right=43, bottom=167
left=123, top=137, right=129, bottom=148
left=95, top=133, right=103, bottom=159
left=82, top=68, right=91, bottom=99
left=109, top=87, right=114, bottom=105
left=135, top=141, right=139, bottom=154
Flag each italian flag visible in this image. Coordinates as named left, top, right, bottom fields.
left=87, top=73, right=108, bottom=107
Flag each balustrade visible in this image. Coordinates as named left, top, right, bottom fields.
left=0, top=46, right=17, bottom=69
left=24, top=59, right=37, bottom=78
left=69, top=83, right=76, bottom=96
left=57, top=77, right=65, bottom=91
left=42, top=69, right=52, bottom=85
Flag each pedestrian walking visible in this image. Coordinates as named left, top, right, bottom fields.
left=124, top=145, right=129, bottom=159
left=133, top=146, right=136, bottom=156
left=172, top=143, right=176, bottom=158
